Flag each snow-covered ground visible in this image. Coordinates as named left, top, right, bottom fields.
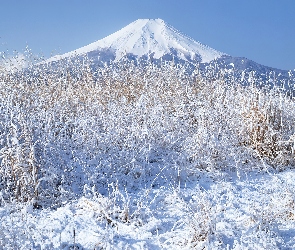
left=0, top=59, right=295, bottom=249
left=1, top=169, right=295, bottom=249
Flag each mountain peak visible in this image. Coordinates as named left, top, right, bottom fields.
left=136, top=18, right=167, bottom=26
left=109, top=18, right=166, bottom=31
left=134, top=18, right=165, bottom=23
left=48, top=19, right=226, bottom=63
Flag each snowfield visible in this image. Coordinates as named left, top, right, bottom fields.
left=0, top=54, right=295, bottom=249
left=1, top=170, right=295, bottom=249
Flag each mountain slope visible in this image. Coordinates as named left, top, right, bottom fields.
left=45, top=18, right=295, bottom=90
left=47, top=18, right=226, bottom=64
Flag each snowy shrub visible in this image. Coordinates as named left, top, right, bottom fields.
left=0, top=56, right=294, bottom=207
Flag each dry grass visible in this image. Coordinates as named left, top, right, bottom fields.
left=0, top=60, right=295, bottom=203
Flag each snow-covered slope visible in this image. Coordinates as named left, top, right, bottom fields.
left=44, top=18, right=294, bottom=90
left=47, top=18, right=226, bottom=64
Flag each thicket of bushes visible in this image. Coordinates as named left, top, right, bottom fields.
left=0, top=58, right=294, bottom=207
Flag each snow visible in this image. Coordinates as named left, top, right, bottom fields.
left=1, top=45, right=295, bottom=249
left=1, top=170, right=295, bottom=249
left=47, top=19, right=226, bottom=64
left=0, top=53, right=28, bottom=73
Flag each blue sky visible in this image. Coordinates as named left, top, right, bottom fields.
left=1, top=0, right=294, bottom=70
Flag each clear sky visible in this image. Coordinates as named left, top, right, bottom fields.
left=1, top=0, right=294, bottom=70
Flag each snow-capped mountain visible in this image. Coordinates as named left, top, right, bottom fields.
left=47, top=18, right=226, bottom=64
left=45, top=18, right=294, bottom=90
